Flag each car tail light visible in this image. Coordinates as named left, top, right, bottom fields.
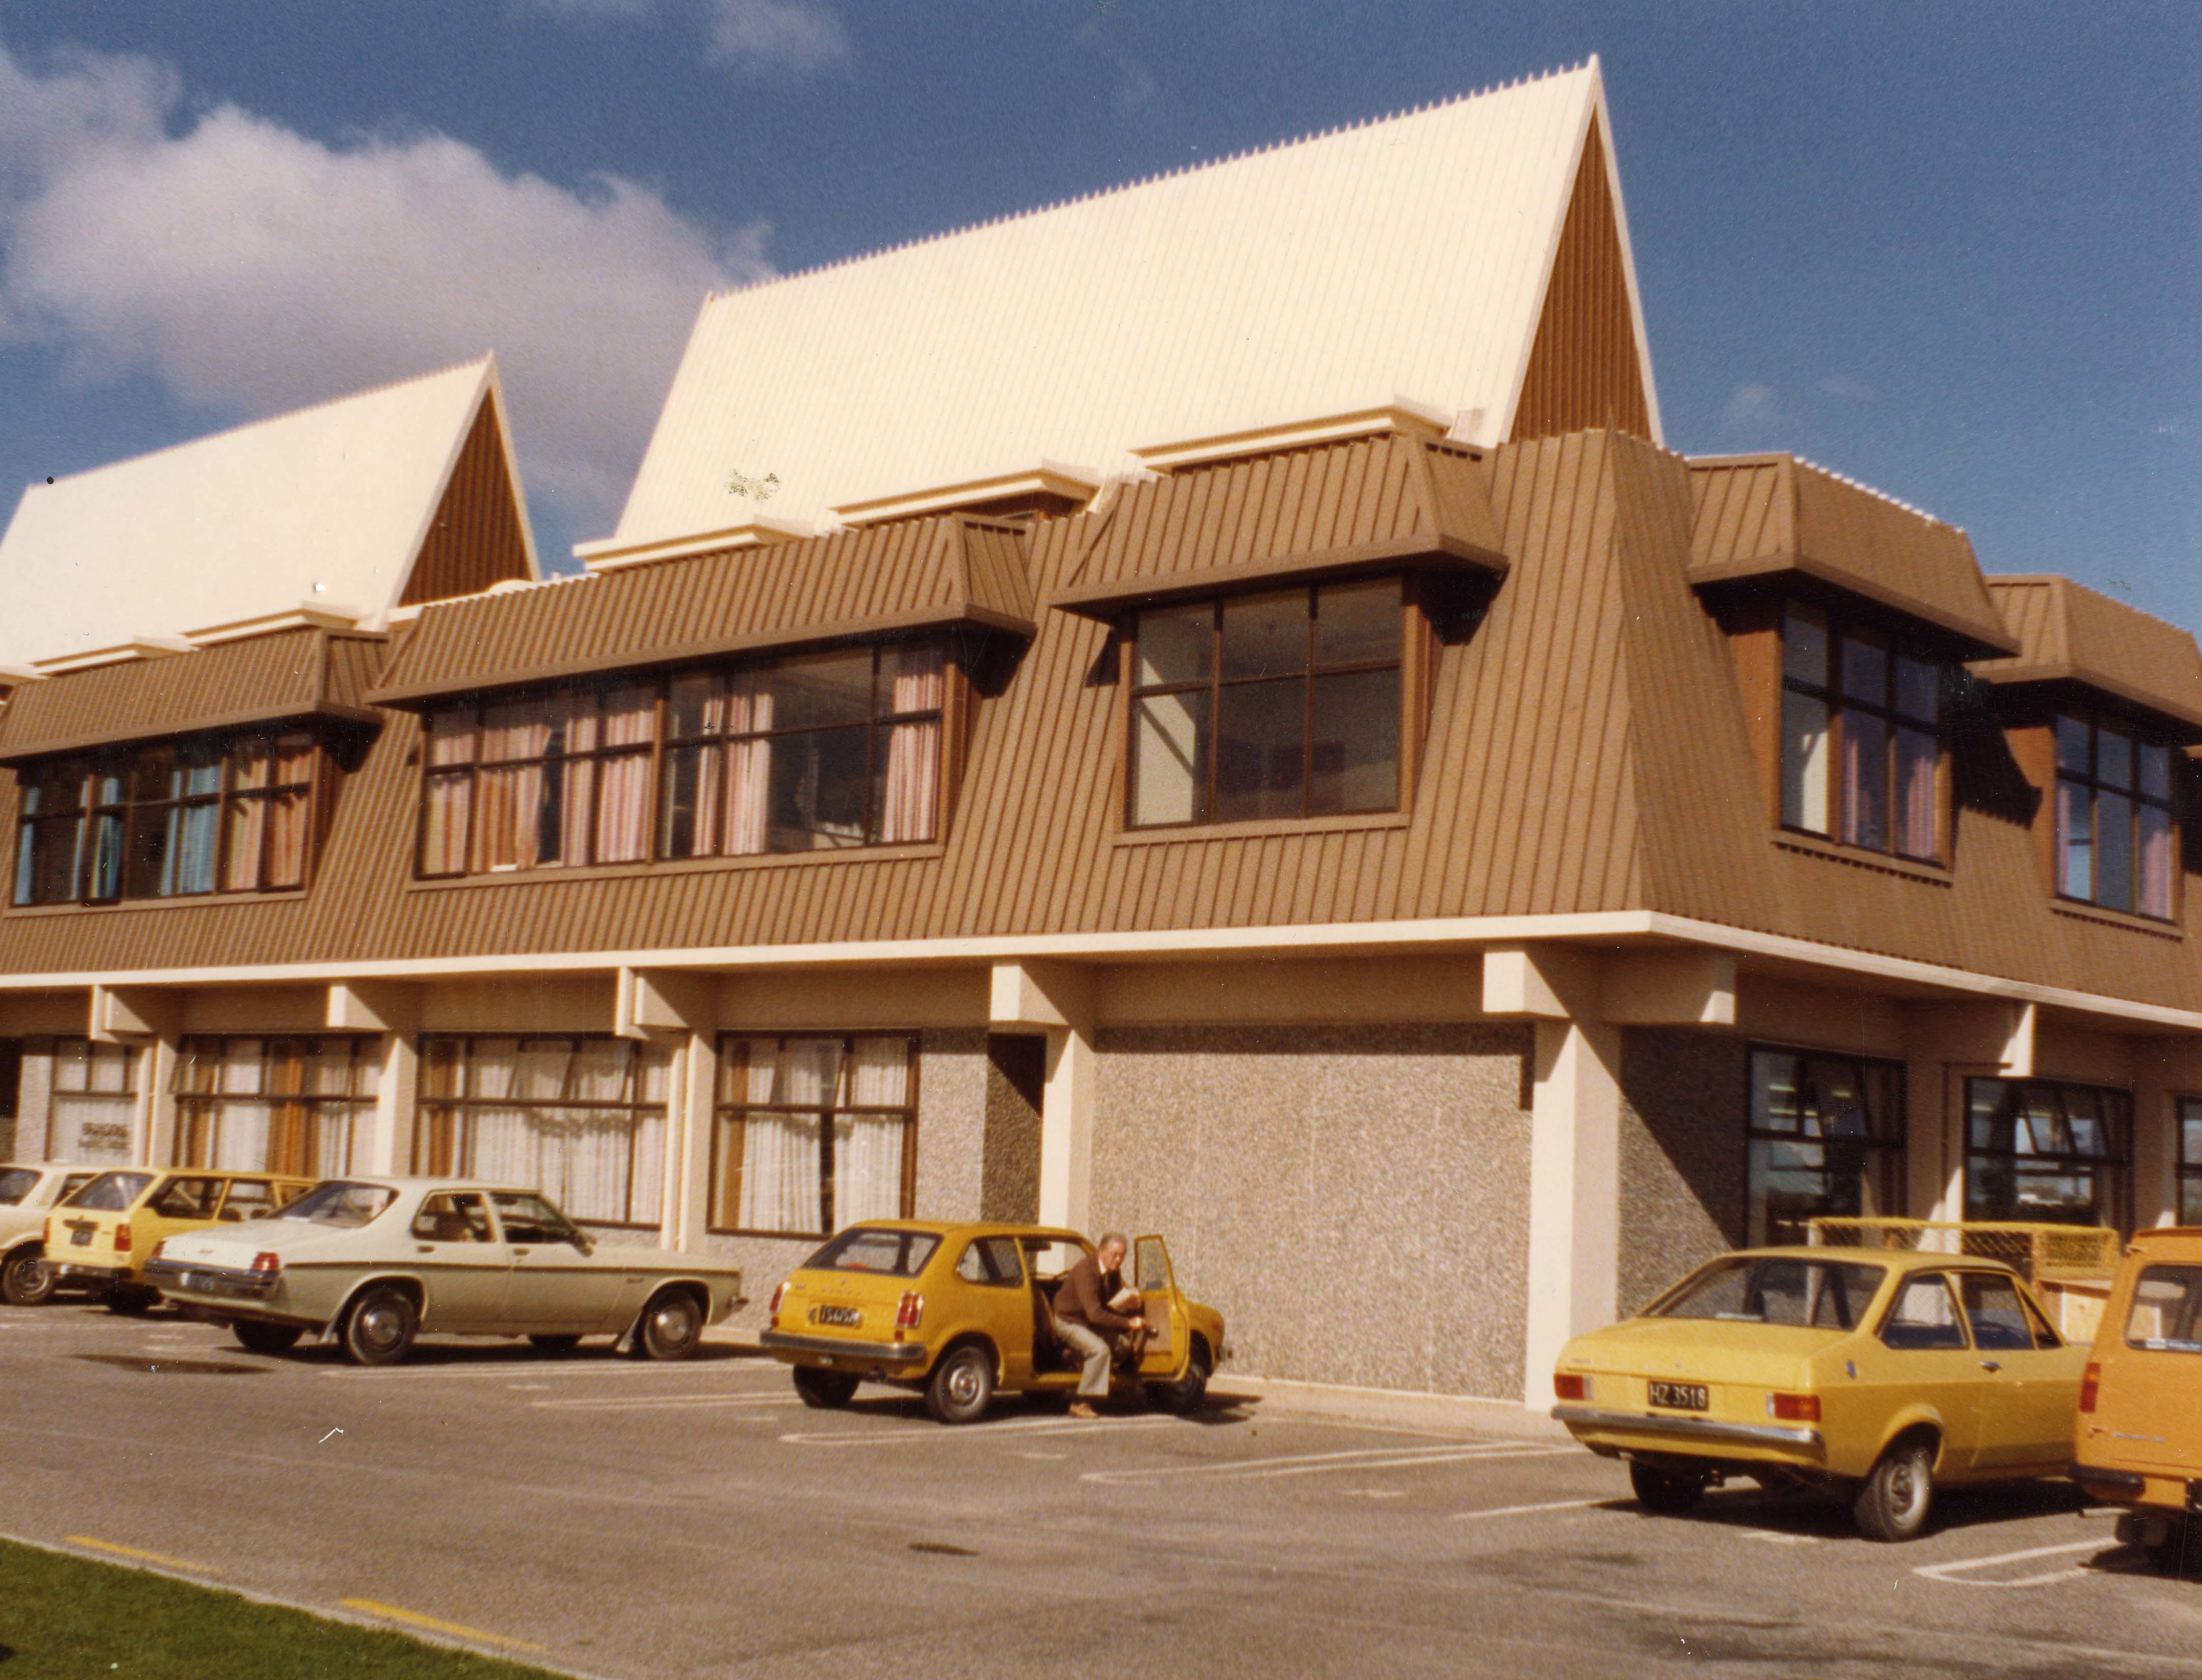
left=894, top=1291, right=923, bottom=1334
left=767, top=1281, right=787, bottom=1328
left=250, top=1252, right=281, bottom=1276
left=1766, top=1392, right=1820, bottom=1423
left=2080, top=1362, right=2100, bottom=1414
left=112, top=1224, right=131, bottom=1253
left=1552, top=1374, right=1587, bottom=1402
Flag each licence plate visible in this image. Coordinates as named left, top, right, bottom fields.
left=810, top=1305, right=862, bottom=1328
left=1648, top=1381, right=1708, bottom=1411
left=69, top=1227, right=93, bottom=1247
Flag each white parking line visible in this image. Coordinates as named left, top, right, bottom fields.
left=1912, top=1538, right=2106, bottom=1588
left=1450, top=1497, right=1606, bottom=1522
left=321, top=1360, right=780, bottom=1382
left=531, top=1392, right=789, bottom=1412
left=1081, top=1441, right=1572, bottom=1486
left=781, top=1415, right=1176, bottom=1447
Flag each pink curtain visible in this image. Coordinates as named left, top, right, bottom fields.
left=555, top=694, right=598, bottom=865
left=421, top=712, right=475, bottom=875
left=720, top=680, right=774, bottom=856
left=594, top=685, right=657, bottom=863
left=2139, top=805, right=2173, bottom=918
left=474, top=701, right=549, bottom=872
left=878, top=646, right=944, bottom=844
left=1893, top=726, right=1937, bottom=860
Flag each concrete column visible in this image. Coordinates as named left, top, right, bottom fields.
left=18, top=1040, right=54, bottom=1160
left=140, top=1034, right=179, bottom=1167
left=1905, top=1002, right=2036, bottom=1230
left=1523, top=1017, right=1624, bottom=1409
left=368, top=1033, right=420, bottom=1176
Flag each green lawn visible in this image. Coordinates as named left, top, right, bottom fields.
left=0, top=1540, right=571, bottom=1680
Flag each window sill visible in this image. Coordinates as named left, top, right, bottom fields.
left=6, top=889, right=310, bottom=919
left=1772, top=831, right=1952, bottom=885
left=2050, top=900, right=2183, bottom=940
left=1114, top=808, right=1413, bottom=847
left=407, top=841, right=947, bottom=891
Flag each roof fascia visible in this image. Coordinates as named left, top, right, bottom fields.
left=1050, top=531, right=1507, bottom=621
left=0, top=698, right=386, bottom=766
left=1970, top=664, right=2202, bottom=739
left=1688, top=551, right=2020, bottom=659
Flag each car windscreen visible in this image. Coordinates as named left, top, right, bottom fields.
left=1650, top=1257, right=1887, bottom=1329
left=0, top=1168, right=37, bottom=1207
left=803, top=1227, right=942, bottom=1277
left=273, top=1182, right=397, bottom=1229
left=64, top=1172, right=154, bottom=1212
left=2126, top=1266, right=2202, bottom=1353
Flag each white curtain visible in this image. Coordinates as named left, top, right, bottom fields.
left=722, top=681, right=774, bottom=856
left=50, top=1041, right=138, bottom=1163
left=878, top=646, right=944, bottom=844
left=435, top=1038, right=667, bottom=1226
left=738, top=1114, right=822, bottom=1233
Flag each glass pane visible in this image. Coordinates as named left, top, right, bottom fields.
left=2139, top=805, right=2172, bottom=918
left=2057, top=780, right=2092, bottom=899
left=87, top=811, right=124, bottom=900
left=1968, top=1079, right=2009, bottom=1151
left=1783, top=606, right=1828, bottom=688
left=1312, top=578, right=1402, bottom=667
left=870, top=719, right=941, bottom=844
left=2098, top=729, right=2132, bottom=790
left=172, top=803, right=219, bottom=895
left=593, top=752, right=655, bottom=863
left=2065, top=1088, right=2105, bottom=1158
left=878, top=642, right=946, bottom=716
left=1840, top=709, right=1888, bottom=851
left=130, top=748, right=174, bottom=803
left=1781, top=692, right=1830, bottom=832
left=1132, top=692, right=1207, bottom=826
left=2182, top=1105, right=2202, bottom=1169
left=2055, top=715, right=2090, bottom=774
left=1220, top=591, right=1309, bottom=680
left=2097, top=792, right=2133, bottom=911
left=667, top=673, right=722, bottom=741
left=1307, top=668, right=1399, bottom=815
left=765, top=725, right=868, bottom=850
left=1894, top=726, right=1938, bottom=860
left=427, top=709, right=476, bottom=767
left=660, top=743, right=713, bottom=859
left=125, top=806, right=170, bottom=900
left=2185, top=1177, right=2202, bottom=1227
left=1964, top=1274, right=2040, bottom=1351
left=1135, top=604, right=1212, bottom=688
left=1751, top=1051, right=1804, bottom=1135
left=1840, top=637, right=1887, bottom=708
left=765, top=651, right=873, bottom=731
left=1215, top=677, right=1306, bottom=822
left=1894, top=657, right=1939, bottom=724
left=2139, top=743, right=2171, bottom=801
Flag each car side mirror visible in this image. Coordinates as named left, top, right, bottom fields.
left=247, top=1208, right=269, bottom=1220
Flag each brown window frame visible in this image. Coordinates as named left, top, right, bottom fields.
left=2177, top=1096, right=2202, bottom=1227
left=171, top=1035, right=380, bottom=1180
left=1777, top=603, right=1949, bottom=864
left=2052, top=710, right=2179, bottom=921
left=1964, top=1076, right=2132, bottom=1230
left=708, top=1032, right=921, bottom=1239
left=1745, top=1045, right=1907, bottom=1247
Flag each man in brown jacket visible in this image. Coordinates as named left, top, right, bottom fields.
left=1054, top=1231, right=1143, bottom=1418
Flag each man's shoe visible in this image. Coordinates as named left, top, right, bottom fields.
left=1067, top=1401, right=1099, bottom=1419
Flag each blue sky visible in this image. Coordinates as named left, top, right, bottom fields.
left=0, top=2, right=2195, bottom=626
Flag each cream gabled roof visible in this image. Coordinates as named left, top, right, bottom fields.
left=0, top=357, right=535, bottom=668
left=599, top=59, right=1656, bottom=558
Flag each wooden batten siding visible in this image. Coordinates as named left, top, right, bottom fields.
left=1509, top=119, right=1653, bottom=443
left=399, top=398, right=534, bottom=606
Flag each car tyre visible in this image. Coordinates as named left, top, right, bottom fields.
left=793, top=1367, right=860, bottom=1409
left=528, top=1334, right=584, bottom=1356
left=1145, top=1338, right=1212, bottom=1414
left=636, top=1290, right=703, bottom=1361
left=1629, top=1461, right=1707, bottom=1514
left=105, top=1285, right=158, bottom=1317
left=1853, top=1438, right=1935, bottom=1542
left=233, top=1320, right=304, bottom=1355
left=342, top=1285, right=419, bottom=1366
left=0, top=1250, right=56, bottom=1307
left=925, top=1342, right=995, bottom=1424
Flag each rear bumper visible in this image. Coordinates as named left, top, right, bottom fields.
left=1552, top=1404, right=1823, bottom=1452
left=146, top=1259, right=279, bottom=1303
left=759, top=1329, right=927, bottom=1365
left=54, top=1262, right=128, bottom=1286
left=2070, top=1461, right=2199, bottom=1515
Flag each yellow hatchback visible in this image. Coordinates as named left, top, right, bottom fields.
left=48, top=1169, right=316, bottom=1314
left=1554, top=1247, right=2087, bottom=1541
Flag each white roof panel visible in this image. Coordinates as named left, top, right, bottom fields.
left=609, top=61, right=1650, bottom=553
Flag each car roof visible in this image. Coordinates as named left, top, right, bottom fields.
left=2126, top=1227, right=2202, bottom=1254
left=1717, top=1246, right=2020, bottom=1276
left=834, top=1219, right=1091, bottom=1245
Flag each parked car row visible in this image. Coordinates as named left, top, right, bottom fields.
left=1553, top=1239, right=2200, bottom=1560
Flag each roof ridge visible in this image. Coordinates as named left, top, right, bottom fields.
left=702, top=61, right=1593, bottom=304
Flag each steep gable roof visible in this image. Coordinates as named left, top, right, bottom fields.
left=595, top=60, right=1659, bottom=561
left=0, top=357, right=536, bottom=669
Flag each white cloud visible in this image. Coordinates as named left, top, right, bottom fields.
left=1817, top=373, right=1875, bottom=404
left=1722, top=382, right=1780, bottom=425
left=707, top=0, right=847, bottom=69
left=0, top=37, right=771, bottom=536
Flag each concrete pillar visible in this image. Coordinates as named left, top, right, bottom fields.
left=368, top=1033, right=420, bottom=1177
left=1904, top=1001, right=2036, bottom=1229
left=1523, top=1017, right=1624, bottom=1409
left=18, top=1039, right=54, bottom=1161
left=141, top=1034, right=178, bottom=1167
left=671, top=1029, right=717, bottom=1251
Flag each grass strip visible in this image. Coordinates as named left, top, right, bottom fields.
left=0, top=1538, right=571, bottom=1679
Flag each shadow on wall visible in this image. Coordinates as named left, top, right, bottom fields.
left=1618, top=1028, right=1747, bottom=1318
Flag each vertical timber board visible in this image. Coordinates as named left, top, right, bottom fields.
left=400, top=398, right=533, bottom=606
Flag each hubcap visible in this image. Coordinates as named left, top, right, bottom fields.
left=1890, top=1458, right=1926, bottom=1519
left=946, top=1356, right=983, bottom=1405
left=359, top=1304, right=403, bottom=1349
left=653, top=1304, right=696, bottom=1349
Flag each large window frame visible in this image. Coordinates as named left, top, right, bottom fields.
left=12, top=727, right=324, bottom=908
left=1965, top=1077, right=2131, bottom=1229
left=172, top=1036, right=380, bottom=1179
left=1746, top=1046, right=1907, bottom=1246
left=415, top=640, right=951, bottom=880
left=709, top=1033, right=919, bottom=1239
left=2178, top=1096, right=2202, bottom=1227
left=49, top=1037, right=139, bottom=1164
left=1777, top=603, right=1946, bottom=863
left=2053, top=711, right=2177, bottom=920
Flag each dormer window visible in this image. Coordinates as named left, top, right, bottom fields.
left=1779, top=605, right=1943, bottom=861
left=2054, top=713, right=2174, bottom=919
left=1128, top=579, right=1404, bottom=828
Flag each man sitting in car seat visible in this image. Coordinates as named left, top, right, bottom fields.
left=1055, top=1231, right=1145, bottom=1419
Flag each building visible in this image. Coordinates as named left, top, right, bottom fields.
left=2, top=62, right=2198, bottom=1410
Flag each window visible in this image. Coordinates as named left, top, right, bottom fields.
left=801, top=1224, right=940, bottom=1277
left=711, top=1034, right=918, bottom=1236
left=1880, top=1273, right=1967, bottom=1350
left=2054, top=714, right=2175, bottom=918
left=411, top=1191, right=493, bottom=1243
left=173, top=1038, right=380, bottom=1179
left=1648, top=1256, right=1886, bottom=1327
left=1778, top=605, right=1942, bottom=860
left=2125, top=1267, right=2202, bottom=1352
left=12, top=730, right=320, bottom=908
left=150, top=1177, right=223, bottom=1219
left=1128, top=579, right=1403, bottom=828
left=1957, top=1272, right=2053, bottom=1351
left=417, top=640, right=948, bottom=879
left=2182, top=1098, right=2202, bottom=1226
left=414, top=1037, right=670, bottom=1227
left=956, top=1236, right=1025, bottom=1285
left=49, top=1038, right=138, bottom=1163
left=1747, top=1048, right=1906, bottom=1245
left=1966, top=1078, right=2130, bottom=1228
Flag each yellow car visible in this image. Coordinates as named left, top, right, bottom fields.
left=1554, top=1247, right=2087, bottom=1541
left=48, top=1168, right=315, bottom=1314
left=760, top=1221, right=1227, bottom=1423
left=2071, top=1227, right=2202, bottom=1569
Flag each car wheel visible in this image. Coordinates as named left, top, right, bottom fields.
left=233, top=1320, right=304, bottom=1355
left=105, top=1285, right=158, bottom=1317
left=0, top=1250, right=56, bottom=1307
left=1853, top=1438, right=1936, bottom=1542
left=636, top=1291, right=702, bottom=1361
left=342, top=1286, right=419, bottom=1366
left=1145, top=1338, right=1212, bottom=1414
left=793, top=1366, right=860, bottom=1408
left=528, top=1334, right=583, bottom=1357
left=924, top=1343, right=995, bottom=1424
left=1629, top=1461, right=1707, bottom=1514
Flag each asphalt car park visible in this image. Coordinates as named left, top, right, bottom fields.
left=3, top=1300, right=2198, bottom=1679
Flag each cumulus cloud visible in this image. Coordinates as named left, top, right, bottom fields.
left=707, top=0, right=848, bottom=69
left=0, top=36, right=773, bottom=536
left=1721, top=382, right=1780, bottom=425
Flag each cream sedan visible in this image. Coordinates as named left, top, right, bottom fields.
left=147, top=1177, right=744, bottom=1365
left=0, top=1162, right=101, bottom=1305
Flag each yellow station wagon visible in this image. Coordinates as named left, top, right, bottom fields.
left=47, top=1168, right=316, bottom=1313
left=1554, top=1247, right=2087, bottom=1541
left=760, top=1221, right=1227, bottom=1423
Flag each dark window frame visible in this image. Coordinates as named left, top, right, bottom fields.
left=707, top=1032, right=921, bottom=1239
left=2178, top=1096, right=2202, bottom=1227
left=2052, top=710, right=2178, bottom=921
left=1777, top=603, right=1948, bottom=863
left=1745, top=1044, right=1908, bottom=1247
left=1964, top=1076, right=2132, bottom=1230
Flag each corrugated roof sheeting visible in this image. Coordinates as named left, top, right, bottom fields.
left=1975, top=576, right=2202, bottom=732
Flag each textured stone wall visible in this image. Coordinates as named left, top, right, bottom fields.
left=1088, top=1022, right=1533, bottom=1400
left=15, top=1040, right=52, bottom=1162
left=980, top=1034, right=1044, bottom=1223
left=1616, top=1028, right=1747, bottom=1317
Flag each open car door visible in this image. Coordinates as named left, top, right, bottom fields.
left=1133, top=1235, right=1190, bottom=1379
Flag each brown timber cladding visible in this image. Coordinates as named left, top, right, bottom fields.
left=398, top=396, right=535, bottom=607
left=1974, top=575, right=2202, bottom=730
left=5, top=429, right=2202, bottom=1015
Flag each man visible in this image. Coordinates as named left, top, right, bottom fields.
left=1053, top=1231, right=1143, bottom=1419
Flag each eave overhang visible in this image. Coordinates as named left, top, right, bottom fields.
left=1972, top=575, right=2202, bottom=739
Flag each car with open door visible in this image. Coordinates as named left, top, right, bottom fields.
left=145, top=1177, right=744, bottom=1365
left=0, top=1162, right=102, bottom=1305
left=758, top=1221, right=1227, bottom=1423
